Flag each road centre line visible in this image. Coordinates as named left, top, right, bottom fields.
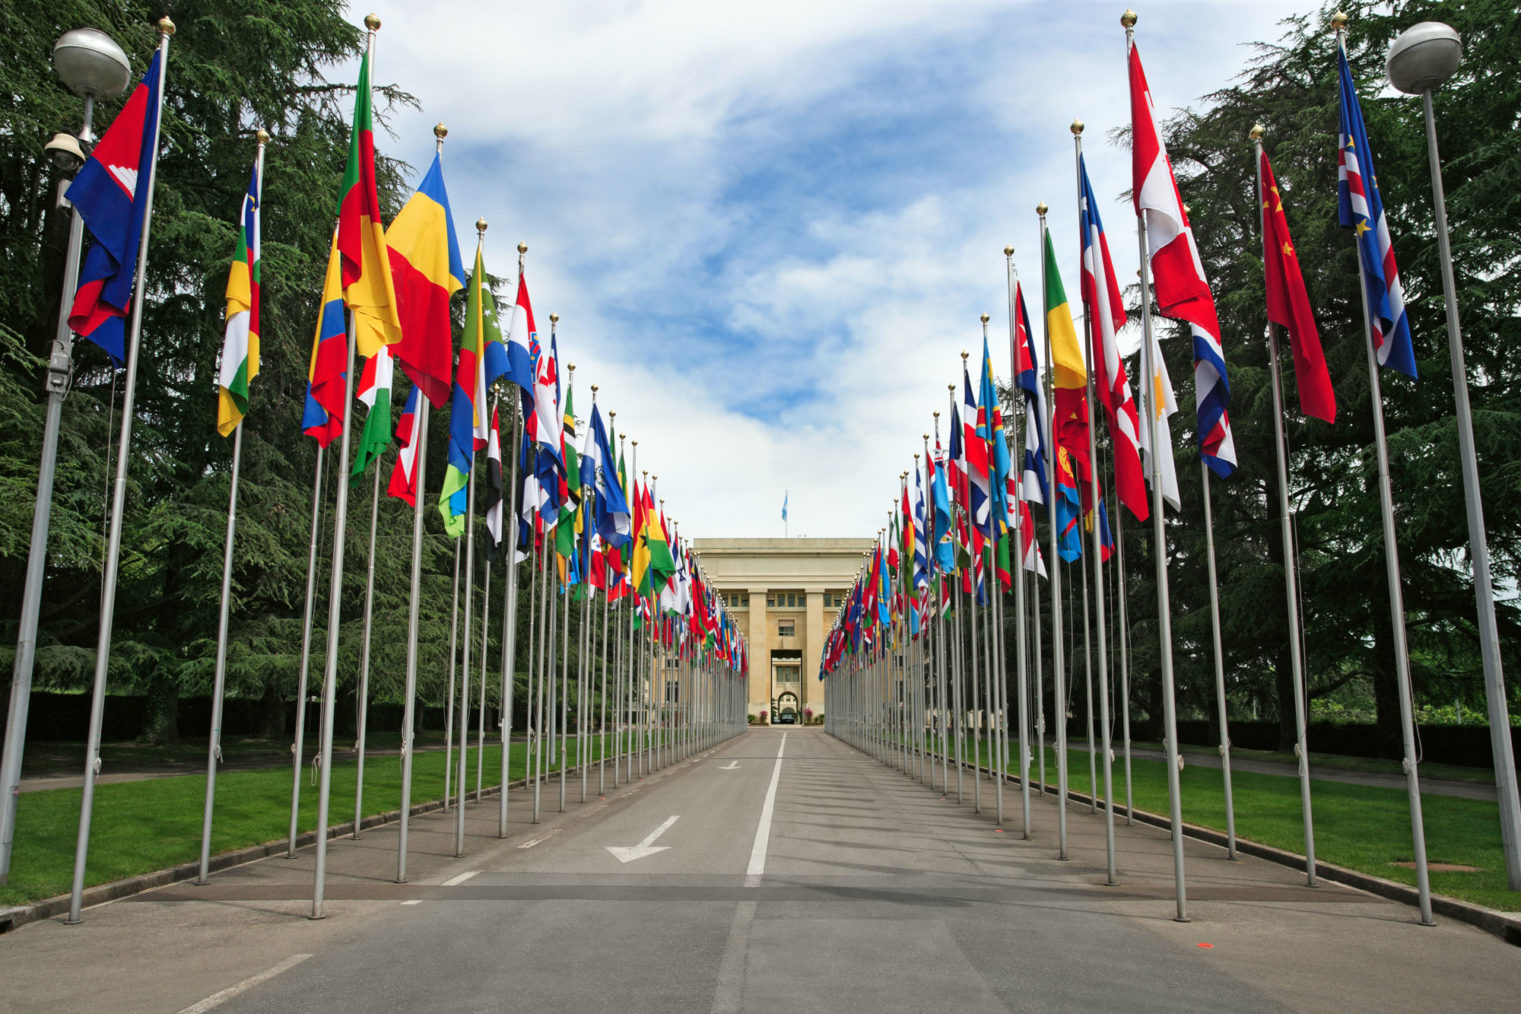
left=745, top=733, right=787, bottom=886
left=441, top=870, right=479, bottom=887
left=175, top=954, right=312, bottom=1014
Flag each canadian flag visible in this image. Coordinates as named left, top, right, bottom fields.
left=1129, top=41, right=1236, bottom=479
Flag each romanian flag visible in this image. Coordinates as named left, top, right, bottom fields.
left=387, top=153, right=464, bottom=408
left=302, top=232, right=347, bottom=448
left=217, top=159, right=260, bottom=436
left=337, top=49, right=403, bottom=361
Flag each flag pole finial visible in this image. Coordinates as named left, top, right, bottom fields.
left=1070, top=119, right=1084, bottom=135
left=365, top=13, right=382, bottom=31
left=476, top=218, right=488, bottom=234
left=550, top=313, right=559, bottom=326
left=591, top=384, right=598, bottom=394
left=1036, top=202, right=1048, bottom=216
left=1330, top=10, right=1349, bottom=30
left=566, top=362, right=575, bottom=374
left=1249, top=123, right=1266, bottom=141
left=979, top=313, right=990, bottom=325
left=157, top=16, right=175, bottom=35
left=517, top=242, right=528, bottom=255
left=256, top=128, right=270, bottom=145
left=1004, top=245, right=1014, bottom=257
left=933, top=411, right=940, bottom=417
left=960, top=350, right=969, bottom=361
left=434, top=123, right=448, bottom=140
left=1121, top=10, right=1138, bottom=28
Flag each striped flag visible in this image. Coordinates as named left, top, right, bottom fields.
left=350, top=346, right=394, bottom=479
left=485, top=405, right=504, bottom=555
left=302, top=233, right=347, bottom=448
left=387, top=386, right=422, bottom=506
left=217, top=159, right=260, bottom=436
left=1129, top=41, right=1235, bottom=479
left=1078, top=154, right=1148, bottom=522
left=387, top=153, right=464, bottom=408
left=1012, top=280, right=1049, bottom=507
left=1337, top=46, right=1416, bottom=377
left=337, top=49, right=403, bottom=360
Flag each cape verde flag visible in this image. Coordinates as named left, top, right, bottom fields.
left=67, top=50, right=165, bottom=366
left=1338, top=47, right=1416, bottom=378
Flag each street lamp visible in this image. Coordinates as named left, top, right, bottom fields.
left=0, top=27, right=131, bottom=885
left=1387, top=21, right=1521, bottom=891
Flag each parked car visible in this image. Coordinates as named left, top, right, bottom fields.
left=777, top=712, right=796, bottom=724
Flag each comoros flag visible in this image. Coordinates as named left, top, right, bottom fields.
left=67, top=49, right=165, bottom=366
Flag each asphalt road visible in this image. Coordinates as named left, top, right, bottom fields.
left=2, top=728, right=1518, bottom=1013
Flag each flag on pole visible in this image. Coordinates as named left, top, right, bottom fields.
left=1137, top=331, right=1181, bottom=511
left=387, top=153, right=465, bottom=408
left=1078, top=155, right=1148, bottom=521
left=590, top=405, right=632, bottom=547
left=781, top=491, right=788, bottom=523
left=485, top=405, right=505, bottom=556
left=350, top=345, right=394, bottom=478
left=67, top=50, right=165, bottom=366
left=1129, top=41, right=1235, bottom=478
left=1018, top=500, right=1046, bottom=577
left=912, top=467, right=929, bottom=594
left=978, top=337, right=1010, bottom=531
left=963, top=362, right=991, bottom=536
left=1337, top=47, right=1416, bottom=378
left=1044, top=229, right=1093, bottom=509
left=1013, top=281, right=1049, bottom=507
left=505, top=269, right=537, bottom=406
left=1261, top=150, right=1335, bottom=422
left=337, top=48, right=403, bottom=361
left=302, top=233, right=347, bottom=448
left=387, top=385, right=422, bottom=505
left=217, top=158, right=260, bottom=436
left=438, top=295, right=483, bottom=537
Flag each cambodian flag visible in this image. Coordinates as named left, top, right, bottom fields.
left=67, top=50, right=164, bottom=366
left=1338, top=47, right=1416, bottom=378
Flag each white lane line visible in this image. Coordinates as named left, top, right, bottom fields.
left=176, top=954, right=312, bottom=1014
left=745, top=732, right=787, bottom=886
left=710, top=900, right=758, bottom=1014
left=400, top=899, right=422, bottom=906
left=441, top=870, right=479, bottom=887
left=517, top=828, right=560, bottom=849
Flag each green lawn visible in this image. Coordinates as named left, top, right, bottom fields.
left=0, top=733, right=638, bottom=909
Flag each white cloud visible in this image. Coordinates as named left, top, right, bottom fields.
left=346, top=0, right=1323, bottom=539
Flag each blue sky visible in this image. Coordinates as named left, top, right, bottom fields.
left=353, top=0, right=1323, bottom=540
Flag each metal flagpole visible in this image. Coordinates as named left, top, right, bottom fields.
left=559, top=546, right=571, bottom=811
left=1252, top=125, right=1316, bottom=887
left=1114, top=496, right=1134, bottom=823
left=499, top=397, right=519, bottom=836
left=578, top=500, right=592, bottom=804
left=443, top=539, right=460, bottom=808
left=1199, top=463, right=1237, bottom=857
left=1037, top=204, right=1070, bottom=859
left=476, top=547, right=491, bottom=801
left=1073, top=127, right=1117, bottom=886
left=532, top=514, right=551, bottom=822
left=67, top=19, right=173, bottom=924
left=352, top=456, right=382, bottom=839
left=197, top=130, right=267, bottom=883
left=395, top=395, right=430, bottom=881
left=1001, top=259, right=1033, bottom=834
left=197, top=385, right=246, bottom=881
left=454, top=472, right=476, bottom=847
left=1124, top=109, right=1189, bottom=924
left=0, top=34, right=130, bottom=883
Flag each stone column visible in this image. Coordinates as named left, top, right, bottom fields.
left=804, top=590, right=824, bottom=719
left=748, top=586, right=770, bottom=719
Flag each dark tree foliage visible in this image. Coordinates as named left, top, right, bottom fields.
left=0, top=2, right=551, bottom=745
left=1101, top=0, right=1521, bottom=753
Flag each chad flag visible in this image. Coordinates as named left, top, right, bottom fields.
left=1043, top=229, right=1093, bottom=505
left=337, top=49, right=403, bottom=361
left=387, top=152, right=464, bottom=409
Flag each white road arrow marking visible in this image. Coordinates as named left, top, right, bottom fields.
left=606, top=814, right=680, bottom=863
left=719, top=761, right=740, bottom=770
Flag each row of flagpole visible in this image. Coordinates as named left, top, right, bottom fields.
left=9, top=12, right=751, bottom=923
left=820, top=7, right=1521, bottom=927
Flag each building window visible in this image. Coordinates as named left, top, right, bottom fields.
left=786, top=592, right=797, bottom=608
left=778, top=620, right=795, bottom=638
left=767, top=595, right=775, bottom=607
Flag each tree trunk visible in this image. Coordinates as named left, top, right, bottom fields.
left=140, top=668, right=180, bottom=745
left=255, top=684, right=285, bottom=739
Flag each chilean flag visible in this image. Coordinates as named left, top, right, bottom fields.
left=67, top=50, right=164, bottom=366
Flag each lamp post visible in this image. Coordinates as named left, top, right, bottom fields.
left=1387, top=21, right=1521, bottom=890
left=0, top=27, right=132, bottom=886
